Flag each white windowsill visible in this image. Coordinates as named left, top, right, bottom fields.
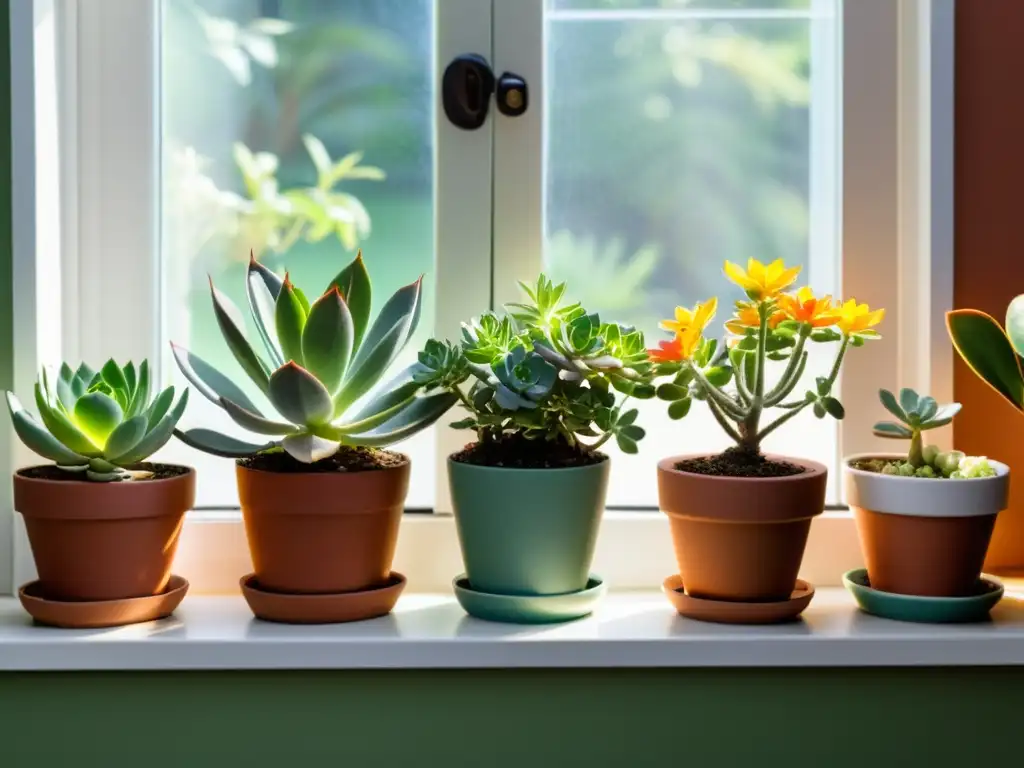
left=2, top=584, right=1023, bottom=671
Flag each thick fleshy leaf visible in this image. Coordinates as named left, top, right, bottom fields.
left=110, top=389, right=189, bottom=464
left=329, top=251, right=372, bottom=354
left=34, top=382, right=98, bottom=456
left=173, top=427, right=276, bottom=458
left=73, top=392, right=124, bottom=446
left=878, top=389, right=907, bottom=422
left=275, top=276, right=308, bottom=366
left=56, top=372, right=76, bottom=413
left=268, top=362, right=333, bottom=425
left=6, top=392, right=90, bottom=465
left=302, top=287, right=354, bottom=395
left=341, top=365, right=422, bottom=424
left=246, top=253, right=285, bottom=367
left=101, top=359, right=128, bottom=395
left=916, top=396, right=938, bottom=423
left=334, top=321, right=408, bottom=415
left=347, top=391, right=458, bottom=447
left=947, top=309, right=1024, bottom=410
left=931, top=402, right=962, bottom=422
left=124, top=362, right=137, bottom=396
left=102, top=415, right=149, bottom=461
left=126, top=360, right=151, bottom=419
left=170, top=342, right=263, bottom=415
left=220, top=397, right=296, bottom=435
left=346, top=276, right=422, bottom=378
left=898, top=388, right=919, bottom=417
left=209, top=278, right=271, bottom=394
left=873, top=421, right=913, bottom=438
left=281, top=432, right=341, bottom=463
left=146, top=386, right=176, bottom=429
left=1007, top=294, right=1024, bottom=357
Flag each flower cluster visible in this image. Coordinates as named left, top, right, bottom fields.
left=649, top=258, right=884, bottom=453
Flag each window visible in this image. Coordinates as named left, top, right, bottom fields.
left=3, top=0, right=952, bottom=594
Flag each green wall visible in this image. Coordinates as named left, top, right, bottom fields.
left=0, top=668, right=1021, bottom=766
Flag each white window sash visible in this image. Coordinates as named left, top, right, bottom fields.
left=3, top=0, right=955, bottom=594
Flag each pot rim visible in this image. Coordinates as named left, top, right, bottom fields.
left=13, top=464, right=196, bottom=486
left=657, top=453, right=827, bottom=482
left=234, top=452, right=410, bottom=476
left=447, top=454, right=609, bottom=474
left=843, top=452, right=1010, bottom=483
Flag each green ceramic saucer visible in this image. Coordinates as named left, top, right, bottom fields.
left=843, top=568, right=1003, bottom=623
left=453, top=574, right=606, bottom=624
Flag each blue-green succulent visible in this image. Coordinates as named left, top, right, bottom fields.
left=5, top=360, right=188, bottom=481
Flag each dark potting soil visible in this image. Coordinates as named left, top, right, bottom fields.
left=19, top=463, right=189, bottom=482
left=675, top=445, right=806, bottom=478
left=451, top=433, right=606, bottom=469
left=238, top=446, right=406, bottom=473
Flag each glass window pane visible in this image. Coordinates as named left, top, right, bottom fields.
left=543, top=0, right=841, bottom=505
left=159, top=0, right=437, bottom=507
left=551, top=1, right=813, bottom=13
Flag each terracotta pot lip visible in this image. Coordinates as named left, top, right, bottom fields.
left=447, top=454, right=609, bottom=474
left=13, top=465, right=196, bottom=486
left=234, top=452, right=410, bottom=476
left=843, top=452, right=1010, bottom=481
left=657, top=453, right=827, bottom=482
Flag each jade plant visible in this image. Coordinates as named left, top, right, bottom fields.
left=5, top=360, right=189, bottom=481
left=172, top=251, right=457, bottom=463
left=415, top=275, right=655, bottom=453
left=865, top=387, right=995, bottom=479
left=947, top=294, right=1024, bottom=412
left=649, top=258, right=884, bottom=454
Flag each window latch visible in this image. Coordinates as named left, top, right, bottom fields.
left=442, top=55, right=528, bottom=129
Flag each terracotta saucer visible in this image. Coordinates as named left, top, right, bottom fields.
left=18, top=575, right=189, bottom=629
left=453, top=574, right=606, bottom=624
left=241, top=572, right=406, bottom=624
left=662, top=574, right=814, bottom=624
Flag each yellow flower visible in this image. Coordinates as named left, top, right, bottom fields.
left=724, top=258, right=801, bottom=301
left=777, top=287, right=842, bottom=328
left=836, top=299, right=885, bottom=334
left=724, top=300, right=785, bottom=336
left=659, top=297, right=718, bottom=336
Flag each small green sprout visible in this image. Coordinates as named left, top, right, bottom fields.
left=872, top=387, right=960, bottom=467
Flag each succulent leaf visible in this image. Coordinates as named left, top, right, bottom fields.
left=33, top=382, right=98, bottom=456
left=146, top=386, right=176, bottom=429
left=899, top=388, right=920, bottom=416
left=335, top=318, right=411, bottom=416
left=109, top=389, right=190, bottom=465
left=346, top=276, right=422, bottom=378
left=1007, top=294, right=1024, bottom=357
left=103, top=415, right=149, bottom=460
left=173, top=427, right=276, bottom=459
left=281, top=433, right=341, bottom=463
left=302, top=287, right=354, bottom=395
left=268, top=362, right=333, bottom=425
left=220, top=396, right=296, bottom=436
left=73, top=392, right=124, bottom=447
left=246, top=254, right=285, bottom=367
left=328, top=250, right=372, bottom=354
left=946, top=309, right=1024, bottom=410
left=346, top=391, right=457, bottom=447
left=878, top=389, right=907, bottom=422
left=6, top=392, right=91, bottom=465
left=275, top=276, right=308, bottom=366
left=126, top=360, right=151, bottom=419
left=873, top=421, right=913, bottom=438
left=209, top=279, right=271, bottom=394
left=170, top=343, right=263, bottom=415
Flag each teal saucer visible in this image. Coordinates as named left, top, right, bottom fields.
left=842, top=568, right=1003, bottom=623
left=453, top=574, right=606, bottom=624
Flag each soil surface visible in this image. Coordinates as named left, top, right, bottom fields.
left=238, top=446, right=406, bottom=473
left=451, top=433, right=606, bottom=469
left=675, top=446, right=805, bottom=478
left=19, top=463, right=189, bottom=482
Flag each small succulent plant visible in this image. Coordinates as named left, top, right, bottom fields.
left=171, top=251, right=457, bottom=463
left=416, top=275, right=655, bottom=453
left=867, top=387, right=994, bottom=479
left=947, top=294, right=1024, bottom=412
left=5, top=360, right=189, bottom=481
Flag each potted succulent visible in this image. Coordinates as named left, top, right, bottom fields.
left=5, top=360, right=193, bottom=628
left=652, top=259, right=883, bottom=623
left=417, top=275, right=654, bottom=623
left=843, top=387, right=1009, bottom=622
left=947, top=295, right=1024, bottom=570
left=172, top=251, right=456, bottom=623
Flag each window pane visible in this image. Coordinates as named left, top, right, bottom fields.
left=543, top=0, right=841, bottom=505
left=551, top=1, right=813, bottom=12
left=158, top=0, right=437, bottom=507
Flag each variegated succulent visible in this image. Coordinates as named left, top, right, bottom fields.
left=171, top=251, right=457, bottom=463
left=416, top=275, right=655, bottom=453
left=5, top=360, right=189, bottom=481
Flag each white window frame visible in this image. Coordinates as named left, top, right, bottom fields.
left=2, top=0, right=954, bottom=596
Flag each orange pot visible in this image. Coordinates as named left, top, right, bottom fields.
left=13, top=466, right=195, bottom=601
left=236, top=458, right=409, bottom=594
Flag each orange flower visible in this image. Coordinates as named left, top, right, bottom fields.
left=777, top=287, right=842, bottom=328
left=725, top=300, right=785, bottom=336
left=723, top=258, right=801, bottom=301
left=648, top=327, right=703, bottom=363
left=836, top=299, right=885, bottom=334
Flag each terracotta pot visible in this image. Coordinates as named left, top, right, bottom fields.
left=237, top=458, right=409, bottom=594
left=657, top=454, right=827, bottom=602
left=13, top=466, right=195, bottom=601
left=844, top=453, right=1010, bottom=596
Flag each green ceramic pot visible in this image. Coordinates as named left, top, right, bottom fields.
left=448, top=457, right=609, bottom=596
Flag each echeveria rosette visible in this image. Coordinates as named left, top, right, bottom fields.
left=171, top=250, right=458, bottom=464
left=872, top=387, right=961, bottom=468
left=947, top=294, right=1024, bottom=412
left=419, top=274, right=653, bottom=455
left=651, top=259, right=884, bottom=454
left=5, top=360, right=189, bottom=481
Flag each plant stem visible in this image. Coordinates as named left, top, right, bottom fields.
left=734, top=354, right=754, bottom=405
left=452, top=385, right=475, bottom=413
left=765, top=327, right=809, bottom=405
left=827, top=336, right=851, bottom=388
left=739, top=305, right=771, bottom=451
left=908, top=429, right=924, bottom=467
left=707, top=397, right=743, bottom=443
left=689, top=364, right=746, bottom=421
left=756, top=401, right=810, bottom=443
